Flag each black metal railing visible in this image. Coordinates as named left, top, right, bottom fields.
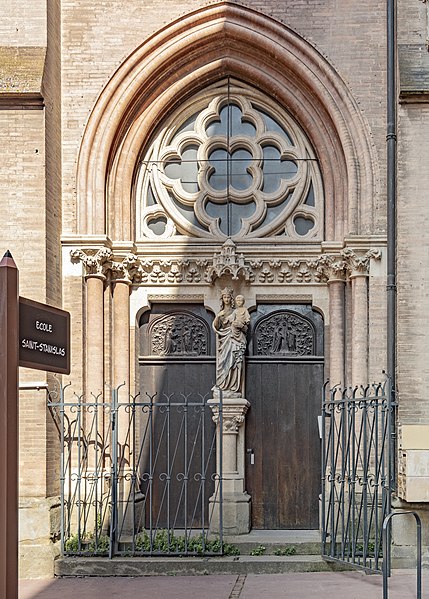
left=48, top=384, right=223, bottom=557
left=321, top=381, right=396, bottom=573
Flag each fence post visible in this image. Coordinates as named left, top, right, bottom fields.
left=110, top=386, right=118, bottom=559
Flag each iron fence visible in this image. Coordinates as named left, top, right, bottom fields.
left=48, top=384, right=223, bottom=557
left=321, top=381, right=396, bottom=572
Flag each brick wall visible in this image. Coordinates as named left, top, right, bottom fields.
left=0, top=0, right=46, bottom=46
left=397, top=102, right=429, bottom=424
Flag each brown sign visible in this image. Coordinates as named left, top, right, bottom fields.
left=19, top=297, right=70, bottom=374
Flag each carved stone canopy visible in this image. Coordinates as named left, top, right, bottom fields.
left=205, top=239, right=253, bottom=283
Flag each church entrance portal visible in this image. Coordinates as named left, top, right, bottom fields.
left=139, top=302, right=324, bottom=531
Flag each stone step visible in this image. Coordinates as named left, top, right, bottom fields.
left=223, top=530, right=321, bottom=556
left=55, top=554, right=351, bottom=577
left=116, top=530, right=321, bottom=556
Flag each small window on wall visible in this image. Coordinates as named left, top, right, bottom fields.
left=134, top=79, right=324, bottom=243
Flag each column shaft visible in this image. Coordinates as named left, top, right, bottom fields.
left=328, top=279, right=345, bottom=387
left=112, top=280, right=131, bottom=469
left=351, top=275, right=369, bottom=385
left=85, top=275, right=104, bottom=397
left=112, top=280, right=130, bottom=398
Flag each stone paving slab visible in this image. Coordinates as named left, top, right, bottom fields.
left=19, top=570, right=428, bottom=599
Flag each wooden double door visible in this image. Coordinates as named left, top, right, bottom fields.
left=139, top=303, right=324, bottom=530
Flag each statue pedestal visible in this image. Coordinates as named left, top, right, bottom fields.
left=208, top=394, right=251, bottom=535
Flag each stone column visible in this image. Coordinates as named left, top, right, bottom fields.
left=111, top=275, right=131, bottom=501
left=342, top=249, right=380, bottom=386
left=350, top=273, right=369, bottom=385
left=327, top=275, right=346, bottom=388
left=111, top=270, right=145, bottom=535
left=85, top=274, right=105, bottom=397
left=112, top=278, right=130, bottom=403
left=70, top=247, right=112, bottom=396
left=321, top=256, right=347, bottom=388
left=208, top=394, right=251, bottom=535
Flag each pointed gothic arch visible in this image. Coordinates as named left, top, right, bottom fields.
left=76, top=1, right=378, bottom=243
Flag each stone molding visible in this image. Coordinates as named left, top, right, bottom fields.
left=70, top=245, right=382, bottom=286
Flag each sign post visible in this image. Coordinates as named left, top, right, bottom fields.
left=0, top=250, right=71, bottom=599
left=0, top=251, right=19, bottom=599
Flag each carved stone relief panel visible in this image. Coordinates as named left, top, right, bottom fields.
left=254, top=311, right=315, bottom=356
left=150, top=312, right=209, bottom=356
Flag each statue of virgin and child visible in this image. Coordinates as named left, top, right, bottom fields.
left=213, top=288, right=250, bottom=397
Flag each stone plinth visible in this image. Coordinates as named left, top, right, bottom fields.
left=208, top=394, right=251, bottom=535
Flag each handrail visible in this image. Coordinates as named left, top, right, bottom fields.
left=382, top=511, right=422, bottom=599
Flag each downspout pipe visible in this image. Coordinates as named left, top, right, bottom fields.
left=386, top=0, right=397, bottom=497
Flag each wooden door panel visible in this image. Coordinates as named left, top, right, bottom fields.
left=139, top=304, right=216, bottom=529
left=245, top=305, right=324, bottom=530
left=246, top=361, right=323, bottom=529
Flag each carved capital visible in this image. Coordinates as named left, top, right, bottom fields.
left=70, top=247, right=112, bottom=279
left=317, top=254, right=347, bottom=282
left=110, top=252, right=141, bottom=284
left=341, top=248, right=381, bottom=277
left=208, top=397, right=250, bottom=434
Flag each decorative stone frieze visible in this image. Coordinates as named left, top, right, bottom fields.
left=70, top=246, right=382, bottom=286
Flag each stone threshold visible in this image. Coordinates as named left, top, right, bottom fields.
left=55, top=554, right=352, bottom=577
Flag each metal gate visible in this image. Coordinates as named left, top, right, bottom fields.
left=321, top=381, right=396, bottom=572
left=48, top=383, right=223, bottom=557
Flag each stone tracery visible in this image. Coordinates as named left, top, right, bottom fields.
left=135, top=83, right=323, bottom=242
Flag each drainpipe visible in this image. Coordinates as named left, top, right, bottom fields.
left=386, top=0, right=397, bottom=499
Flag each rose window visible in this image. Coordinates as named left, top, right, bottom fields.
left=135, top=82, right=323, bottom=241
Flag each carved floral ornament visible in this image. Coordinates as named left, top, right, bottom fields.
left=70, top=244, right=381, bottom=286
left=209, top=403, right=249, bottom=433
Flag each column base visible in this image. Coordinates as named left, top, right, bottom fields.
left=19, top=496, right=61, bottom=579
left=117, top=473, right=145, bottom=537
left=209, top=491, right=251, bottom=535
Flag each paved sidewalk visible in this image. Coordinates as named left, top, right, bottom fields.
left=19, top=571, right=427, bottom=599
